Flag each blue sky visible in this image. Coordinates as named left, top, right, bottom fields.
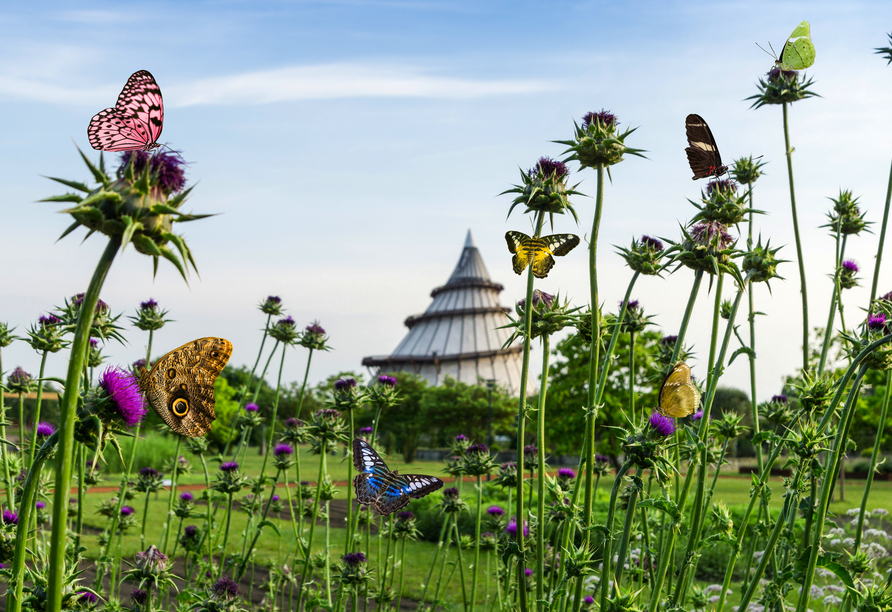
left=2, top=1, right=891, bottom=404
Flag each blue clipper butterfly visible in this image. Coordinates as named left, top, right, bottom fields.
left=505, top=231, right=580, bottom=279
left=685, top=114, right=728, bottom=180
left=353, top=438, right=444, bottom=515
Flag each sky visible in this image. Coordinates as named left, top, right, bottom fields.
left=2, top=1, right=892, bottom=406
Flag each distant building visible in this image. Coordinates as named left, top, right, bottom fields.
left=362, top=230, right=523, bottom=394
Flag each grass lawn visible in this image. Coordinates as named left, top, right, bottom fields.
left=64, top=447, right=892, bottom=607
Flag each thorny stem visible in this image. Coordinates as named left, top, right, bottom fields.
left=783, top=102, right=809, bottom=372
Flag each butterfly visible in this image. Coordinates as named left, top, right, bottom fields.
left=656, top=362, right=701, bottom=418
left=684, top=114, right=729, bottom=181
left=137, top=337, right=232, bottom=437
left=778, top=21, right=815, bottom=71
left=88, top=70, right=164, bottom=152
left=505, top=231, right=580, bottom=279
left=352, top=438, right=444, bottom=515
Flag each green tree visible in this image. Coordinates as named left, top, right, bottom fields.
left=417, top=376, right=515, bottom=450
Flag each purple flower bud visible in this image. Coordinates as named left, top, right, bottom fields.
left=343, top=552, right=367, bottom=567
left=245, top=403, right=259, bottom=412
left=212, top=576, right=240, bottom=601
left=140, top=299, right=158, bottom=311
left=649, top=411, right=676, bottom=437
left=869, top=314, right=887, bottom=331
left=619, top=299, right=639, bottom=312
left=843, top=259, right=859, bottom=273
left=557, top=468, right=576, bottom=480
left=640, top=235, right=664, bottom=251
left=139, top=467, right=160, bottom=478
left=8, top=367, right=32, bottom=386
left=274, top=443, right=294, bottom=457
left=595, top=454, right=610, bottom=464
left=505, top=518, right=529, bottom=537
left=359, top=427, right=373, bottom=435
left=691, top=221, right=733, bottom=250
left=99, top=368, right=147, bottom=427
left=180, top=492, right=194, bottom=502
left=2, top=510, right=17, bottom=525
left=377, top=375, right=397, bottom=388
left=305, top=321, right=325, bottom=335
left=523, top=444, right=538, bottom=456
left=35, top=501, right=46, bottom=510
left=334, top=378, right=357, bottom=391
left=691, top=410, right=704, bottom=421
left=660, top=335, right=678, bottom=346
left=38, top=314, right=62, bottom=327
left=34, top=422, right=55, bottom=437
left=130, top=588, right=148, bottom=605
left=184, top=525, right=199, bottom=538
left=524, top=568, right=533, bottom=577
left=772, top=395, right=788, bottom=404
left=396, top=511, right=414, bottom=522
left=467, top=444, right=489, bottom=454
left=121, top=506, right=135, bottom=516
left=78, top=592, right=98, bottom=604
left=530, top=157, right=568, bottom=180
left=272, top=494, right=280, bottom=502
left=584, top=596, right=595, bottom=605
left=285, top=417, right=303, bottom=429
left=443, top=487, right=460, bottom=499
left=455, top=434, right=468, bottom=442
left=582, top=110, right=617, bottom=130
left=487, top=506, right=504, bottom=516
left=120, top=150, right=187, bottom=194
left=89, top=337, right=99, bottom=347
left=220, top=462, right=239, bottom=473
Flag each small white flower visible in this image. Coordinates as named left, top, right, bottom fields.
left=829, top=527, right=846, bottom=536
left=874, top=508, right=889, bottom=517
left=810, top=585, right=824, bottom=597
left=831, top=539, right=841, bottom=546
left=705, top=585, right=723, bottom=593
left=843, top=537, right=856, bottom=546
left=817, top=568, right=835, bottom=579
left=823, top=594, right=842, bottom=606
left=708, top=596, right=720, bottom=604
left=866, top=528, right=890, bottom=539
left=847, top=508, right=862, bottom=516
left=825, top=584, right=844, bottom=593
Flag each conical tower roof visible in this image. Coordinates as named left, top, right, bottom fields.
left=363, top=230, right=523, bottom=394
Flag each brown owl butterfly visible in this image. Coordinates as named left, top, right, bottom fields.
left=137, top=337, right=232, bottom=437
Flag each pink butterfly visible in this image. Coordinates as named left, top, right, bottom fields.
left=87, top=70, right=164, bottom=152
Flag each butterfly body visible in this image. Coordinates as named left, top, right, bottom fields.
left=684, top=114, right=728, bottom=180
left=779, top=21, right=815, bottom=71
left=88, top=70, right=164, bottom=152
left=656, top=362, right=701, bottom=418
left=505, top=231, right=580, bottom=278
left=353, top=439, right=443, bottom=515
left=137, top=337, right=232, bottom=437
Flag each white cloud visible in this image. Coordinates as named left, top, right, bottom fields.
left=167, top=64, right=553, bottom=106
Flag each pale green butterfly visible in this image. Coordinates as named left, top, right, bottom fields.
left=779, top=21, right=815, bottom=70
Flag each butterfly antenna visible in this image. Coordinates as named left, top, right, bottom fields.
left=755, top=42, right=778, bottom=61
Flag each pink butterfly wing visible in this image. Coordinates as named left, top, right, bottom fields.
left=87, top=70, right=164, bottom=152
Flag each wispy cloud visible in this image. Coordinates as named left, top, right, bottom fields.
left=168, top=64, right=553, bottom=106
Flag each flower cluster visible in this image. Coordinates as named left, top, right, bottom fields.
left=259, top=295, right=284, bottom=316
left=839, top=259, right=860, bottom=290
left=6, top=367, right=35, bottom=395
left=300, top=320, right=330, bottom=351
left=212, top=462, right=246, bottom=495
left=268, top=315, right=299, bottom=345
left=280, top=416, right=309, bottom=445
left=439, top=487, right=466, bottom=514
left=673, top=220, right=739, bottom=277
left=273, top=442, right=296, bottom=471
left=503, top=156, right=582, bottom=219
left=330, top=377, right=366, bottom=412
left=368, top=373, right=399, bottom=408
left=460, top=443, right=495, bottom=476
left=26, top=313, right=69, bottom=354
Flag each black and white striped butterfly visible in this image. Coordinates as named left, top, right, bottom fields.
left=352, top=439, right=444, bottom=515
left=684, top=114, right=729, bottom=180
left=505, top=231, right=580, bottom=279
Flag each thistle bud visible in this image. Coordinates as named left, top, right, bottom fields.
left=747, top=68, right=818, bottom=107
left=617, top=235, right=665, bottom=276
left=557, top=110, right=646, bottom=169
left=502, top=157, right=581, bottom=220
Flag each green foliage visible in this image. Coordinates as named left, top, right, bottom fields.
left=205, top=376, right=241, bottom=449
left=102, top=429, right=181, bottom=473
left=542, top=330, right=663, bottom=457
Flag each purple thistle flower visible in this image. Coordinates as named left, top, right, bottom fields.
left=140, top=298, right=158, bottom=311
left=455, top=434, right=468, bottom=442
left=120, top=506, right=135, bottom=516
left=359, top=427, right=373, bottom=434
left=649, top=411, right=676, bottom=437
left=640, top=235, right=664, bottom=251
left=132, top=358, right=148, bottom=371
left=530, top=157, right=568, bottom=180
left=706, top=179, right=738, bottom=196
left=274, top=443, right=294, bottom=457
left=660, top=335, right=677, bottom=346
left=184, top=525, right=199, bottom=538
left=272, top=494, right=280, bottom=502
left=869, top=314, right=887, bottom=332
left=517, top=289, right=554, bottom=311
left=266, top=296, right=281, bottom=305
left=691, top=410, right=704, bottom=421
left=772, top=395, right=788, bottom=404
left=505, top=518, right=529, bottom=537
left=523, top=444, right=538, bottom=456
left=245, top=402, right=259, bottom=412
left=130, top=588, right=148, bottom=605
left=38, top=314, right=62, bottom=327
left=99, top=367, right=147, bottom=427
left=557, top=468, right=576, bottom=480
left=343, top=551, right=367, bottom=567
left=0, top=563, right=4, bottom=569
left=843, top=259, right=859, bottom=273
left=595, top=454, right=610, bottom=464
left=582, top=110, right=618, bottom=130
left=334, top=378, right=357, bottom=391
left=8, top=367, right=32, bottom=385
left=619, top=299, right=639, bottom=312
left=1, top=510, right=17, bottom=525
left=212, top=576, right=240, bottom=600
left=120, top=150, right=187, bottom=194
left=583, top=596, right=595, bottom=605
left=396, top=511, right=414, bottom=522
left=443, top=487, right=460, bottom=499
left=315, top=408, right=342, bottom=420
left=277, top=315, right=296, bottom=327
left=139, top=467, right=160, bottom=478
left=881, top=290, right=892, bottom=303
left=35, top=501, right=46, bottom=510
left=524, top=567, right=534, bottom=577
left=487, top=505, right=504, bottom=516
left=768, top=67, right=798, bottom=82
left=78, top=591, right=98, bottom=604
left=467, top=444, right=489, bottom=454
left=34, top=422, right=55, bottom=437
left=89, top=337, right=99, bottom=347
left=72, top=293, right=109, bottom=313
left=285, top=417, right=303, bottom=429
left=378, top=375, right=397, bottom=388
left=691, top=221, right=734, bottom=250
left=305, top=320, right=325, bottom=335
left=180, top=492, right=194, bottom=502
left=220, top=462, right=239, bottom=473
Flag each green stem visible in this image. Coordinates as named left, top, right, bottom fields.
left=75, top=444, right=86, bottom=552
left=818, top=229, right=845, bottom=375
left=27, top=351, right=48, bottom=467
left=854, top=371, right=892, bottom=551
left=298, top=445, right=328, bottom=600
left=219, top=491, right=235, bottom=579
left=346, top=404, right=355, bottom=554
left=628, top=331, right=635, bottom=420
left=256, top=343, right=288, bottom=482
left=0, top=387, right=14, bottom=509
left=535, top=334, right=550, bottom=612
left=16, top=393, right=24, bottom=478
left=140, top=490, right=151, bottom=549
left=870, top=153, right=892, bottom=306
left=418, top=515, right=450, bottom=607
left=599, top=462, right=631, bottom=610
left=783, top=102, right=809, bottom=372
left=395, top=538, right=406, bottom=612
left=161, top=436, right=183, bottom=554
left=237, top=468, right=283, bottom=579
left=514, top=209, right=545, bottom=612
left=452, top=514, right=469, bottom=611
left=471, top=474, right=484, bottom=612
left=47, top=235, right=119, bottom=612
left=612, top=478, right=640, bottom=591
left=575, top=164, right=605, bottom=612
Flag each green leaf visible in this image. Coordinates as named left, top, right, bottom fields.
left=635, top=498, right=680, bottom=519
left=57, top=221, right=82, bottom=241
left=258, top=519, right=280, bottom=536
left=158, top=245, right=189, bottom=283
left=43, top=177, right=92, bottom=193
left=131, top=234, right=163, bottom=257
left=119, top=217, right=144, bottom=252
left=78, top=146, right=110, bottom=185
left=728, top=346, right=756, bottom=366
left=41, top=194, right=84, bottom=203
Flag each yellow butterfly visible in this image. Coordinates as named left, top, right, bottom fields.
left=656, top=362, right=701, bottom=418
left=505, top=231, right=580, bottom=279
